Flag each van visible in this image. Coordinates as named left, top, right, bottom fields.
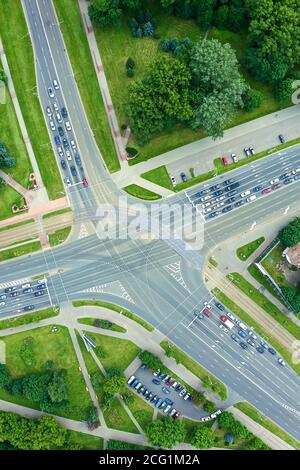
left=246, top=195, right=256, bottom=202
left=127, top=375, right=135, bottom=385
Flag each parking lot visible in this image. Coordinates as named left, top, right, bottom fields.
left=128, top=364, right=219, bottom=421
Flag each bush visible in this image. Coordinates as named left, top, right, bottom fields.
left=243, top=88, right=263, bottom=112
left=125, top=146, right=138, bottom=157
left=126, top=57, right=135, bottom=69
left=275, top=78, right=294, bottom=102
left=126, top=68, right=135, bottom=78
left=161, top=39, right=170, bottom=52
left=203, top=400, right=217, bottom=414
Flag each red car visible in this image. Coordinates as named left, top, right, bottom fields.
left=173, top=411, right=181, bottom=419
left=262, top=187, right=271, bottom=194
left=220, top=315, right=227, bottom=322
left=203, top=308, right=212, bottom=317
left=272, top=184, right=281, bottom=190
left=222, top=156, right=229, bottom=166
left=82, top=178, right=89, bottom=187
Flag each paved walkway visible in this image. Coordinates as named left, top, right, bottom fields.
left=0, top=37, right=48, bottom=204
left=78, top=0, right=127, bottom=164
left=229, top=406, right=295, bottom=450
left=0, top=170, right=35, bottom=203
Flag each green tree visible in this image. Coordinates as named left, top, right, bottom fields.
left=278, top=217, right=300, bottom=247
left=282, top=286, right=300, bottom=313
left=192, top=426, right=215, bottom=449
left=126, top=57, right=135, bottom=69
left=203, top=400, right=217, bottom=414
left=139, top=350, right=164, bottom=371
left=275, top=78, right=294, bottom=102
left=88, top=0, right=122, bottom=27
left=0, top=364, right=10, bottom=389
left=0, top=69, right=7, bottom=85
left=103, top=375, right=126, bottom=395
left=47, top=369, right=69, bottom=403
left=242, top=87, right=263, bottom=111
left=145, top=417, right=186, bottom=448
left=34, top=416, right=67, bottom=450
left=0, top=177, right=6, bottom=188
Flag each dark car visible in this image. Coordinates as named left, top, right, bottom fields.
left=283, top=178, right=293, bottom=185
left=231, top=334, right=240, bottom=343
left=180, top=172, right=187, bottom=182
left=268, top=347, right=276, bottom=355
left=227, top=197, right=236, bottom=203
left=272, top=183, right=281, bottom=190
left=215, top=302, right=224, bottom=311
left=75, top=154, right=82, bottom=166
left=60, top=159, right=67, bottom=170
left=37, top=284, right=47, bottom=290
left=54, top=135, right=60, bottom=145
left=279, top=134, right=285, bottom=144
left=247, top=339, right=256, bottom=347
left=194, top=189, right=207, bottom=197
left=146, top=393, right=153, bottom=401
left=256, top=346, right=264, bottom=354
left=225, top=184, right=239, bottom=192
left=227, top=190, right=238, bottom=197
left=253, top=185, right=263, bottom=192
left=235, top=200, right=245, bottom=207
left=238, top=330, right=247, bottom=338
left=58, top=126, right=64, bottom=137
left=10, top=291, right=19, bottom=297
left=61, top=107, right=68, bottom=118
left=34, top=291, right=45, bottom=297
left=24, top=305, right=34, bottom=312
left=152, top=379, right=161, bottom=385
left=210, top=184, right=220, bottom=191
left=165, top=398, right=173, bottom=406
left=222, top=205, right=233, bottom=213
left=208, top=211, right=219, bottom=219
left=240, top=342, right=248, bottom=350
left=223, top=179, right=235, bottom=186
left=162, top=387, right=170, bottom=395
left=213, top=190, right=223, bottom=197
left=62, top=138, right=69, bottom=149
left=23, top=288, right=34, bottom=294
left=70, top=165, right=77, bottom=177
left=4, top=287, right=15, bottom=293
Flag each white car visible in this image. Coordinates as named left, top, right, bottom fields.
left=292, top=168, right=300, bottom=175
left=164, top=405, right=172, bottom=414
left=53, top=79, right=59, bottom=90
left=153, top=369, right=160, bottom=377
left=219, top=324, right=228, bottom=333
left=214, top=201, right=225, bottom=208
left=183, top=393, right=190, bottom=401
left=202, top=201, right=211, bottom=208
left=278, top=357, right=285, bottom=366
left=65, top=177, right=72, bottom=187
left=70, top=139, right=77, bottom=152
left=179, top=388, right=186, bottom=397
left=49, top=120, right=56, bottom=131
left=56, top=113, right=62, bottom=123
left=0, top=301, right=6, bottom=307
left=248, top=330, right=257, bottom=340
left=231, top=153, right=238, bottom=163
left=37, top=278, right=47, bottom=284
left=204, top=301, right=211, bottom=308
left=22, top=283, right=31, bottom=289
left=57, top=146, right=64, bottom=158
left=48, top=87, right=54, bottom=98
left=203, top=207, right=212, bottom=214
left=200, top=195, right=212, bottom=202
left=246, top=195, right=256, bottom=202
left=241, top=190, right=251, bottom=198
left=216, top=195, right=225, bottom=202
left=46, top=106, right=52, bottom=117
left=171, top=176, right=176, bottom=187
left=270, top=177, right=279, bottom=185
left=65, top=121, right=72, bottom=131
left=65, top=149, right=72, bottom=161
left=53, top=102, right=59, bottom=112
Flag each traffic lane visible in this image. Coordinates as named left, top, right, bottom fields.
left=169, top=322, right=300, bottom=440
left=130, top=365, right=208, bottom=420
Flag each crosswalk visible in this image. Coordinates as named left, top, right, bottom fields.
left=0, top=278, right=30, bottom=290
left=78, top=224, right=89, bottom=239
left=164, top=262, right=191, bottom=294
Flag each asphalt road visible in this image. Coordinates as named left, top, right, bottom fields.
left=1, top=0, right=298, bottom=441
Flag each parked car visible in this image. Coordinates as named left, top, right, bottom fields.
left=65, top=150, right=72, bottom=161
left=65, top=121, right=72, bottom=131
left=278, top=134, right=285, bottom=144
left=238, top=330, right=247, bottom=338
left=268, top=347, right=276, bottom=355
left=244, top=147, right=251, bottom=156
left=24, top=305, right=34, bottom=312
left=256, top=346, right=264, bottom=354
left=75, top=154, right=82, bottom=166
left=222, top=156, right=229, bottom=166
left=248, top=331, right=257, bottom=340
left=162, top=387, right=170, bottom=395
left=37, top=284, right=47, bottom=290
left=179, top=388, right=186, bottom=397
left=62, top=138, right=69, bottom=149
left=152, top=379, right=161, bottom=385
left=55, top=135, right=60, bottom=145
left=247, top=339, right=256, bottom=347
left=60, top=160, right=67, bottom=170
left=153, top=369, right=160, bottom=377
left=34, top=291, right=45, bottom=297
left=23, top=288, right=34, bottom=294
left=70, top=139, right=77, bottom=152
left=49, top=120, right=56, bottom=131
left=231, top=153, right=238, bottom=163
left=165, top=398, right=173, bottom=406
left=278, top=357, right=285, bottom=366
left=65, top=177, right=71, bottom=187
left=56, top=112, right=62, bottom=123
left=82, top=178, right=89, bottom=188
left=180, top=172, right=187, bottom=182
left=127, top=375, right=135, bottom=385
left=194, top=309, right=204, bottom=319
left=170, top=176, right=176, bottom=187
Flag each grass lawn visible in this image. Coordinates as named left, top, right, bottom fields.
left=212, top=424, right=248, bottom=449
left=0, top=240, right=41, bottom=262
left=0, top=0, right=63, bottom=199
left=78, top=317, right=126, bottom=333
left=261, top=243, right=288, bottom=287
left=0, top=326, right=92, bottom=420
left=53, top=0, right=119, bottom=173
left=72, top=300, right=154, bottom=332
left=48, top=226, right=72, bottom=247
left=141, top=166, right=174, bottom=191
left=126, top=391, right=154, bottom=431
left=228, top=272, right=300, bottom=340
left=66, top=430, right=104, bottom=450
left=123, top=184, right=161, bottom=200
left=160, top=339, right=227, bottom=400
left=235, top=402, right=300, bottom=450
left=0, top=86, right=32, bottom=187
left=212, top=288, right=300, bottom=376
left=247, top=263, right=285, bottom=305
left=0, top=218, right=34, bottom=232
left=85, top=331, right=140, bottom=372
left=0, top=186, right=25, bottom=221
left=42, top=208, right=72, bottom=219
left=236, top=237, right=265, bottom=261
left=0, top=307, right=59, bottom=331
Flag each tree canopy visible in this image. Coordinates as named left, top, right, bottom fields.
left=145, top=417, right=186, bottom=448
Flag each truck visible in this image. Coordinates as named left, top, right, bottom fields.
left=220, top=315, right=234, bottom=330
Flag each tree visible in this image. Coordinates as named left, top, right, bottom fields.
left=126, top=57, right=135, bottom=69
left=214, top=5, right=229, bottom=29
left=218, top=411, right=248, bottom=439
left=34, top=416, right=67, bottom=450
left=244, top=436, right=270, bottom=450
left=103, top=375, right=126, bottom=395
left=275, top=78, right=294, bottom=102
left=21, top=372, right=51, bottom=403
left=161, top=39, right=170, bottom=52
left=245, top=48, right=291, bottom=83
left=282, top=286, right=300, bottom=313
left=121, top=0, right=143, bottom=9
left=278, top=217, right=300, bottom=247
left=145, top=417, right=186, bottom=448
left=88, top=0, right=122, bottom=28
left=0, top=69, right=7, bottom=85
left=242, top=87, right=263, bottom=111
left=47, top=369, right=69, bottom=403
left=194, top=0, right=214, bottom=31
left=0, top=364, right=10, bottom=389
left=143, top=21, right=154, bottom=37
left=203, top=399, right=217, bottom=414
left=192, top=426, right=215, bottom=449
left=139, top=351, right=164, bottom=371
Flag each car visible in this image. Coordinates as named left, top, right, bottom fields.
left=173, top=411, right=181, bottom=419
left=0, top=301, right=5, bottom=307
left=82, top=178, right=89, bottom=188
left=216, top=195, right=226, bottom=202
left=58, top=126, right=64, bottom=137
left=169, top=408, right=177, bottom=417
left=60, top=160, right=67, bottom=170
left=146, top=393, right=153, bottom=401
left=249, top=147, right=255, bottom=155
left=166, top=377, right=174, bottom=386
left=23, top=288, right=34, bottom=294
left=215, top=302, right=225, bottom=311
left=226, top=312, right=235, bottom=322
left=222, top=205, right=233, bottom=213
left=231, top=153, right=238, bottom=163
left=230, top=333, right=240, bottom=343
left=152, top=379, right=160, bottom=385
left=219, top=324, right=228, bottom=333
left=155, top=399, right=163, bottom=409
left=210, top=184, right=221, bottom=191
left=268, top=347, right=276, bottom=355
left=270, top=178, right=280, bottom=185
left=195, top=189, right=208, bottom=197
left=283, top=178, right=293, bottom=185
left=159, top=373, right=167, bottom=380
left=55, top=135, right=60, bottom=145
left=65, top=177, right=71, bottom=187
left=34, top=291, right=45, bottom=297
left=127, top=375, right=135, bottom=385
left=180, top=172, right=187, bottom=182
left=253, top=185, right=263, bottom=192
left=200, top=195, right=211, bottom=202
left=46, top=106, right=52, bottom=117
left=53, top=102, right=59, bottom=112
left=65, top=150, right=72, bottom=161
left=214, top=190, right=223, bottom=197
left=224, top=179, right=235, bottom=185
left=140, top=363, right=147, bottom=370
left=225, top=182, right=240, bottom=191
left=70, top=139, right=77, bottom=152
left=138, top=386, right=145, bottom=394
left=203, top=207, right=212, bottom=214
left=260, top=341, right=269, bottom=349
left=241, top=190, right=251, bottom=198
left=171, top=381, right=178, bottom=389
left=61, top=107, right=68, bottom=118
left=10, top=291, right=19, bottom=297
left=49, top=120, right=56, bottom=131
left=222, top=156, right=229, bottom=166
left=278, top=357, right=285, bottom=366
left=278, top=134, right=285, bottom=144
left=162, top=387, right=170, bottom=395
left=75, top=154, right=82, bottom=166
left=135, top=382, right=142, bottom=391
left=150, top=394, right=157, bottom=403
left=227, top=191, right=238, bottom=198
left=262, top=187, right=271, bottom=194
left=240, top=342, right=248, bottom=350
left=56, top=112, right=62, bottom=123
left=203, top=308, right=212, bottom=317
left=247, top=339, right=256, bottom=347
left=248, top=331, right=257, bottom=340
left=153, top=369, right=160, bottom=377
left=48, top=87, right=54, bottom=98
left=202, top=201, right=211, bottom=208
left=37, top=278, right=47, bottom=284
left=53, top=79, right=59, bottom=90
left=143, top=390, right=150, bottom=398
left=24, top=305, right=34, bottom=312
left=238, top=330, right=247, bottom=338
left=62, top=138, right=69, bottom=149
left=280, top=172, right=291, bottom=180
left=183, top=393, right=190, bottom=401
left=235, top=200, right=245, bottom=207
left=37, top=284, right=47, bottom=290
left=176, top=384, right=184, bottom=392
left=256, top=346, right=264, bottom=354
left=0, top=294, right=6, bottom=300
left=294, top=174, right=300, bottom=180
left=208, top=211, right=219, bottom=219
left=57, top=146, right=64, bottom=158
left=162, top=375, right=170, bottom=383
left=227, top=197, right=236, bottom=204
left=65, top=121, right=72, bottom=131
left=204, top=301, right=211, bottom=308
left=179, top=388, right=186, bottom=397
left=272, top=183, right=281, bottom=190
left=244, top=147, right=250, bottom=156
left=4, top=287, right=15, bottom=293
left=292, top=168, right=300, bottom=175
left=159, top=401, right=167, bottom=410
left=246, top=195, right=256, bottom=202
left=164, top=405, right=172, bottom=414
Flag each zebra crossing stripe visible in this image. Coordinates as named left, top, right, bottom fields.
left=0, top=278, right=30, bottom=289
